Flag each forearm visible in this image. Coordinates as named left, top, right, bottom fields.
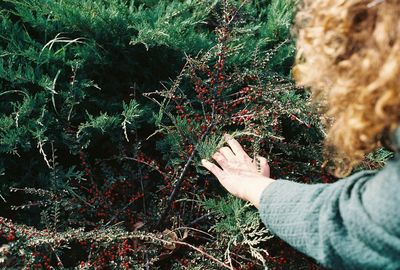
left=259, top=177, right=350, bottom=264
left=258, top=163, right=400, bottom=269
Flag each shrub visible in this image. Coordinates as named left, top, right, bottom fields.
left=0, top=0, right=388, bottom=269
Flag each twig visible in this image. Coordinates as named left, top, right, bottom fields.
left=186, top=212, right=214, bottom=227
left=122, top=156, right=167, bottom=178
left=102, top=198, right=138, bottom=228
left=174, top=239, right=230, bottom=269
left=48, top=244, right=64, bottom=268
left=174, top=226, right=215, bottom=240
left=156, top=123, right=214, bottom=228
left=143, top=234, right=231, bottom=269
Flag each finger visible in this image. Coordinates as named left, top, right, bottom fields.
left=201, top=159, right=223, bottom=179
left=255, top=156, right=270, bottom=177
left=224, top=134, right=250, bottom=159
left=212, top=152, right=229, bottom=170
left=218, top=147, right=235, bottom=161
left=202, top=159, right=232, bottom=192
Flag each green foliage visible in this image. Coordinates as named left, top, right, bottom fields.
left=129, top=0, right=216, bottom=51
left=363, top=148, right=394, bottom=170
left=122, top=100, right=141, bottom=141
left=77, top=113, right=120, bottom=140
left=203, top=195, right=273, bottom=266
left=197, top=133, right=224, bottom=161
left=0, top=0, right=349, bottom=268
left=265, top=0, right=298, bottom=42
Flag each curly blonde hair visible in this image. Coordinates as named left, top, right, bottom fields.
left=293, top=0, right=400, bottom=177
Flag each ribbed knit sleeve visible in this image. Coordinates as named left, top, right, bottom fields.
left=259, top=156, right=400, bottom=269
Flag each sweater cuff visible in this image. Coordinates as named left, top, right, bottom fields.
left=259, top=179, right=291, bottom=233
left=259, top=180, right=299, bottom=223
left=258, top=179, right=326, bottom=235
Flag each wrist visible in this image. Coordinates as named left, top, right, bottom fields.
left=248, top=177, right=275, bottom=209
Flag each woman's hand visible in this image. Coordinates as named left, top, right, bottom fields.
left=201, top=134, right=275, bottom=208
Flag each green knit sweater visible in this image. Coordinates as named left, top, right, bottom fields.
left=259, top=130, right=400, bottom=269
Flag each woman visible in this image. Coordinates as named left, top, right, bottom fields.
left=202, top=0, right=400, bottom=269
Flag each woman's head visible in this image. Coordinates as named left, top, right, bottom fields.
left=293, top=0, right=400, bottom=176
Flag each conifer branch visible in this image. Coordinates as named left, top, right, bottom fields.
left=156, top=123, right=215, bottom=228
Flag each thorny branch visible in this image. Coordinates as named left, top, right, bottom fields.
left=156, top=123, right=215, bottom=229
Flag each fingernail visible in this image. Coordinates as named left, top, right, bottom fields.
left=224, top=134, right=232, bottom=140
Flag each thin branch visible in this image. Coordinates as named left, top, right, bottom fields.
left=169, top=239, right=231, bottom=269
left=142, top=234, right=231, bottom=269
left=122, top=156, right=167, bottom=178
left=102, top=199, right=136, bottom=228
left=156, top=123, right=214, bottom=228
left=186, top=212, right=214, bottom=227
left=173, top=226, right=215, bottom=240
left=48, top=244, right=64, bottom=268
